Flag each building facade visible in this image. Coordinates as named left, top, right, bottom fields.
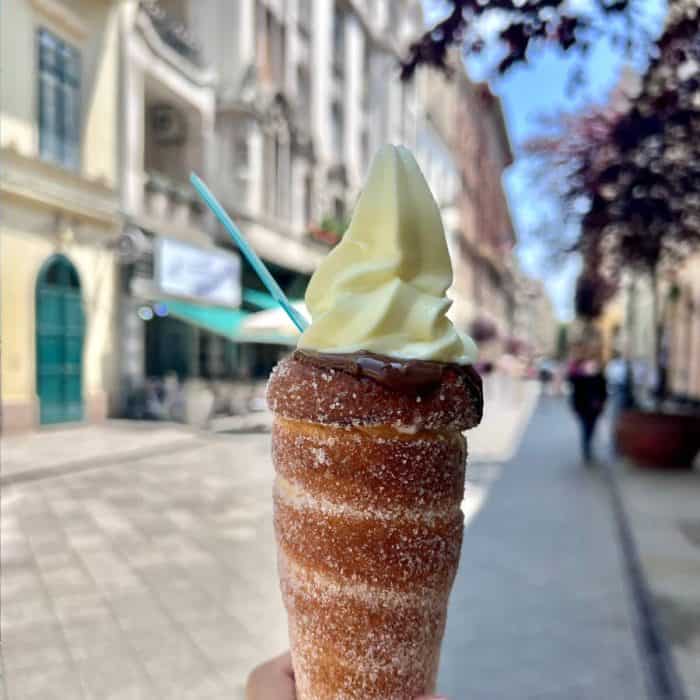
left=112, top=0, right=432, bottom=408
left=669, top=254, right=700, bottom=402
left=1, top=0, right=121, bottom=431
left=195, top=0, right=423, bottom=270
left=116, top=0, right=235, bottom=406
left=511, top=275, right=558, bottom=359
left=451, top=77, right=518, bottom=353
left=1, top=0, right=532, bottom=431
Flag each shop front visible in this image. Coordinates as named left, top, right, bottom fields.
left=118, top=232, right=300, bottom=420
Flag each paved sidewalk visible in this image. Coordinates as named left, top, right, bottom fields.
left=1, top=434, right=286, bottom=700
left=467, top=375, right=539, bottom=462
left=439, top=397, right=650, bottom=699
left=616, top=460, right=700, bottom=698
left=1, top=421, right=200, bottom=485
left=0, top=381, right=571, bottom=700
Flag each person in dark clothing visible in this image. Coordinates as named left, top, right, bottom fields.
left=568, top=357, right=608, bottom=463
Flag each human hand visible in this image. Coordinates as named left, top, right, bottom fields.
left=246, top=651, right=449, bottom=700
left=246, top=652, right=296, bottom=700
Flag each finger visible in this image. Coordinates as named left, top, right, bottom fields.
left=246, top=652, right=296, bottom=700
left=271, top=651, right=295, bottom=679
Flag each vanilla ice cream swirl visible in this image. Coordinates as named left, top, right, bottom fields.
left=298, top=144, right=477, bottom=364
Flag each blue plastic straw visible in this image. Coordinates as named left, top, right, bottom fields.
left=190, top=172, right=309, bottom=333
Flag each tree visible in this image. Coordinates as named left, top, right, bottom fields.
left=400, top=0, right=646, bottom=82
left=526, top=4, right=700, bottom=402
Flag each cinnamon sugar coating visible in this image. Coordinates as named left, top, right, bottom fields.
left=269, top=354, right=479, bottom=699
left=267, top=354, right=482, bottom=431
left=272, top=418, right=466, bottom=517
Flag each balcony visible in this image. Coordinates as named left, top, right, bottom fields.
left=138, top=0, right=202, bottom=67
left=143, top=171, right=205, bottom=232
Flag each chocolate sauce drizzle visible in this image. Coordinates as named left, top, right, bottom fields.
left=293, top=349, right=482, bottom=395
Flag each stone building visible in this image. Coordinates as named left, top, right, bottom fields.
left=0, top=0, right=533, bottom=431
left=194, top=0, right=424, bottom=271
left=1, top=0, right=121, bottom=430
left=512, top=276, right=558, bottom=359
left=116, top=0, right=230, bottom=404
left=451, top=77, right=518, bottom=348
left=669, top=254, right=700, bottom=401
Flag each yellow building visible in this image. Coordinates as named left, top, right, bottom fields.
left=1, top=0, right=120, bottom=431
left=669, top=253, right=700, bottom=401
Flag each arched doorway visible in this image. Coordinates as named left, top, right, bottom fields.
left=35, top=255, right=85, bottom=424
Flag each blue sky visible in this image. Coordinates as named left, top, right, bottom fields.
left=421, top=1, right=667, bottom=320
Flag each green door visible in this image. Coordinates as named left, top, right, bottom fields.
left=36, top=256, right=85, bottom=424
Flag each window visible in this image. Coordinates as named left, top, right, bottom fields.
left=362, top=41, right=372, bottom=111
left=303, top=172, right=313, bottom=225
left=297, top=65, right=310, bottom=107
left=234, top=130, right=248, bottom=168
left=298, top=0, right=311, bottom=33
left=274, top=136, right=282, bottom=216
left=361, top=130, right=370, bottom=168
left=257, top=3, right=286, bottom=86
left=332, top=4, right=345, bottom=76
left=263, top=129, right=291, bottom=220
left=270, top=12, right=286, bottom=86
left=331, top=101, right=344, bottom=155
left=38, top=28, right=81, bottom=169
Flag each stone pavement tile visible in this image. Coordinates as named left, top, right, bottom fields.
left=106, top=590, right=173, bottom=634
left=75, top=548, right=145, bottom=598
left=1, top=551, right=55, bottom=634
left=52, top=593, right=113, bottom=628
left=3, top=664, right=84, bottom=700
left=61, top=620, right=130, bottom=663
left=127, top=627, right=229, bottom=699
left=42, top=564, right=98, bottom=600
left=186, top=619, right=254, bottom=668
left=1, top=531, right=35, bottom=572
left=0, top=420, right=197, bottom=481
left=1, top=593, right=55, bottom=631
left=1, top=621, right=71, bottom=672
left=1, top=568, right=47, bottom=608
left=72, top=651, right=157, bottom=700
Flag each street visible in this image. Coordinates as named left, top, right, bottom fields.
left=440, top=397, right=648, bottom=699
left=1, top=390, right=655, bottom=699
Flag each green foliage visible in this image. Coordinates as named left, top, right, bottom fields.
left=320, top=215, right=350, bottom=238
left=556, top=323, right=569, bottom=360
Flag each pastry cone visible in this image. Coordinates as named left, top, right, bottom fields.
left=267, top=352, right=482, bottom=699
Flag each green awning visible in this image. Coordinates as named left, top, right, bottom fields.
left=161, top=299, right=297, bottom=346
left=242, top=288, right=279, bottom=310
left=242, top=288, right=304, bottom=311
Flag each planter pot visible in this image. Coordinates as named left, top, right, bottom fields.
left=615, top=409, right=700, bottom=470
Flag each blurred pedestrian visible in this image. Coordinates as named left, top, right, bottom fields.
left=567, top=344, right=607, bottom=464
left=538, top=359, right=556, bottom=396
left=246, top=652, right=449, bottom=700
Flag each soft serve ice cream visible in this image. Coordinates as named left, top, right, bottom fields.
left=298, top=144, right=477, bottom=364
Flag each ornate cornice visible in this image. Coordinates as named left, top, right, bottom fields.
left=0, top=146, right=118, bottom=228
